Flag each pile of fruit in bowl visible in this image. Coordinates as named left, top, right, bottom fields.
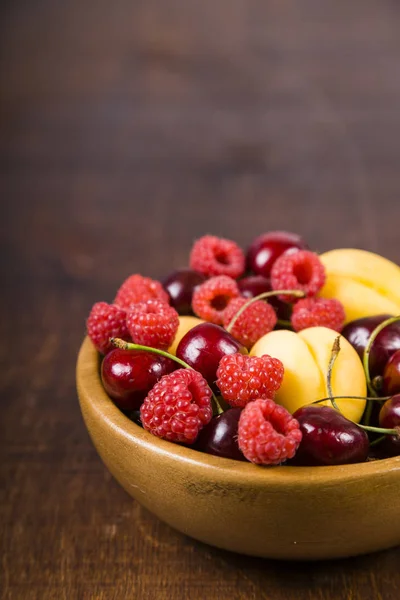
left=84, top=231, right=400, bottom=467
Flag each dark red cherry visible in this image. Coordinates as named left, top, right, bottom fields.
left=176, top=322, right=247, bottom=387
left=195, top=408, right=247, bottom=461
left=289, top=405, right=369, bottom=466
left=101, top=349, right=177, bottom=411
left=342, top=315, right=400, bottom=379
left=238, top=275, right=272, bottom=298
left=162, top=268, right=206, bottom=315
left=246, top=231, right=307, bottom=277
left=382, top=350, right=400, bottom=396
left=238, top=275, right=292, bottom=321
left=378, top=394, right=400, bottom=456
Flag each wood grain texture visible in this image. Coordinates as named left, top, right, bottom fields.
left=1, top=0, right=400, bottom=598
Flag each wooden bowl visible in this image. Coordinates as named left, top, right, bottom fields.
left=76, top=337, right=400, bottom=560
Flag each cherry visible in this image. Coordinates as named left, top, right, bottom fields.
left=176, top=322, right=247, bottom=387
left=195, top=408, right=247, bottom=461
left=101, top=349, right=177, bottom=411
left=162, top=268, right=206, bottom=315
left=378, top=394, right=400, bottom=457
left=342, top=315, right=400, bottom=379
left=246, top=231, right=307, bottom=278
left=382, top=349, right=400, bottom=396
left=238, top=275, right=272, bottom=298
left=289, top=405, right=369, bottom=466
left=238, top=275, right=292, bottom=321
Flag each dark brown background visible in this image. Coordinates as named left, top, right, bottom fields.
left=1, top=1, right=400, bottom=599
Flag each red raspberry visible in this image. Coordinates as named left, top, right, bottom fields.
left=190, top=235, right=245, bottom=279
left=115, top=274, right=169, bottom=309
left=87, top=302, right=129, bottom=354
left=126, top=299, right=179, bottom=350
left=216, top=353, right=284, bottom=407
left=140, top=368, right=213, bottom=444
left=270, top=250, right=326, bottom=302
left=238, top=398, right=302, bottom=465
left=291, top=297, right=345, bottom=333
left=222, top=297, right=277, bottom=348
left=192, top=275, right=240, bottom=325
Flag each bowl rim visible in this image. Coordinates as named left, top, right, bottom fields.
left=76, top=336, right=400, bottom=486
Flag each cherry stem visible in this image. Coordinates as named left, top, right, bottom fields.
left=312, top=395, right=391, bottom=405
left=362, top=314, right=400, bottom=425
left=225, top=289, right=304, bottom=333
left=359, top=424, right=400, bottom=437
left=311, top=393, right=398, bottom=437
left=369, top=435, right=386, bottom=447
left=110, top=338, right=224, bottom=416
left=277, top=319, right=293, bottom=329
left=326, top=336, right=341, bottom=411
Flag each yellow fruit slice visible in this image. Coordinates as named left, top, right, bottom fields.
left=319, top=274, right=400, bottom=324
left=298, top=327, right=366, bottom=422
left=320, top=248, right=400, bottom=306
left=251, top=327, right=366, bottom=422
left=250, top=330, right=325, bottom=415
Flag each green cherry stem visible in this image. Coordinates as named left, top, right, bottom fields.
left=360, top=424, right=400, bottom=436
left=110, top=338, right=224, bottom=416
left=311, top=392, right=399, bottom=437
left=277, top=319, right=293, bottom=329
left=362, top=314, right=400, bottom=425
left=312, top=395, right=391, bottom=405
left=225, top=289, right=304, bottom=333
left=326, top=336, right=341, bottom=411
left=111, top=338, right=192, bottom=369
left=369, top=435, right=386, bottom=447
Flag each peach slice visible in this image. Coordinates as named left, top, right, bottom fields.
left=250, top=326, right=366, bottom=422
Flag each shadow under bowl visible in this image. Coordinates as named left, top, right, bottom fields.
left=76, top=337, right=400, bottom=560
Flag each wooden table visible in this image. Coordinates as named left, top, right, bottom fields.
left=1, top=1, right=400, bottom=598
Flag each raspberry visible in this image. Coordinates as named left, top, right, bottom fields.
left=216, top=353, right=284, bottom=407
left=126, top=299, right=179, bottom=350
left=190, top=235, right=245, bottom=279
left=222, top=297, right=277, bottom=348
left=192, top=275, right=240, bottom=325
left=291, top=297, right=345, bottom=333
left=87, top=302, right=129, bottom=354
left=238, top=398, right=302, bottom=465
left=140, top=369, right=213, bottom=444
left=270, top=250, right=326, bottom=302
left=115, top=274, right=169, bottom=309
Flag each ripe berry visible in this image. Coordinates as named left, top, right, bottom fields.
left=115, top=274, right=169, bottom=309
left=140, top=369, right=213, bottom=444
left=192, top=275, right=240, bottom=325
left=216, top=353, right=284, bottom=407
left=238, top=398, right=302, bottom=465
left=222, top=297, right=277, bottom=348
left=162, top=268, right=206, bottom=315
left=190, top=235, right=245, bottom=279
left=290, top=405, right=369, bottom=466
left=382, top=350, right=400, bottom=396
left=270, top=250, right=326, bottom=301
left=87, top=302, right=129, bottom=354
left=378, top=394, right=400, bottom=457
left=126, top=299, right=179, bottom=350
left=246, top=231, right=308, bottom=277
left=195, top=408, right=247, bottom=461
left=291, top=297, right=345, bottom=333
left=101, top=349, right=177, bottom=411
